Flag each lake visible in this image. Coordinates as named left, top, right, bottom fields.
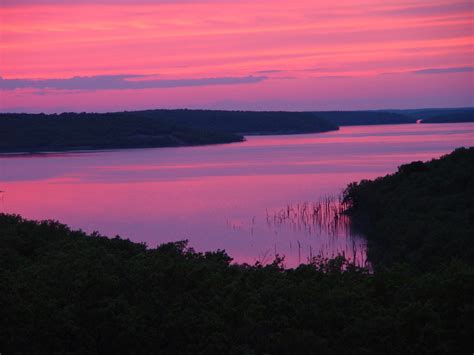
left=1, top=122, right=473, bottom=267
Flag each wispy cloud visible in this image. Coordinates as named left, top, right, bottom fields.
left=0, top=74, right=267, bottom=91
left=1, top=0, right=225, bottom=5
left=256, top=70, right=284, bottom=74
left=2, top=0, right=473, bottom=111
left=413, top=66, right=474, bottom=74
left=316, top=75, right=351, bottom=79
left=373, top=1, right=473, bottom=17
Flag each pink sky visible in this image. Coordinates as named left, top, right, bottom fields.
left=1, top=0, right=473, bottom=112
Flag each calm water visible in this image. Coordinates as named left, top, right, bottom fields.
left=1, top=123, right=473, bottom=266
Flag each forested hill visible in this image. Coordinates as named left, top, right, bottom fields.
left=386, top=107, right=474, bottom=123
left=0, top=110, right=337, bottom=153
left=1, top=108, right=471, bottom=153
left=421, top=109, right=474, bottom=123
left=0, top=214, right=472, bottom=353
left=127, top=109, right=338, bottom=135
left=310, top=110, right=416, bottom=126
left=310, top=108, right=474, bottom=125
left=343, top=147, right=474, bottom=269
left=0, top=112, right=243, bottom=153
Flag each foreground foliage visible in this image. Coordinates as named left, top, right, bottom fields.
left=0, top=214, right=473, bottom=354
left=2, top=147, right=474, bottom=353
left=343, top=147, right=474, bottom=269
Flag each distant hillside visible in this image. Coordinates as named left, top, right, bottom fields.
left=0, top=112, right=245, bottom=153
left=421, top=110, right=474, bottom=123
left=310, top=111, right=416, bottom=126
left=0, top=110, right=337, bottom=153
left=125, top=109, right=338, bottom=135
left=385, top=107, right=474, bottom=121
left=311, top=108, right=474, bottom=126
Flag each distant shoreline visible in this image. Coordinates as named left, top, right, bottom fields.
left=0, top=139, right=247, bottom=156
left=0, top=109, right=338, bottom=154
left=0, top=128, right=341, bottom=155
left=0, top=108, right=472, bottom=154
left=2, top=120, right=474, bottom=156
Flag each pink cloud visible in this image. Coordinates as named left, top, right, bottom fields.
left=1, top=0, right=473, bottom=111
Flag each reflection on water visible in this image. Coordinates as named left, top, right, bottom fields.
left=266, top=197, right=348, bottom=238
left=226, top=196, right=368, bottom=267
left=267, top=196, right=368, bottom=266
left=0, top=123, right=473, bottom=267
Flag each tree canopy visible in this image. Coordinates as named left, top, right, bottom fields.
left=343, top=147, right=474, bottom=269
left=0, top=110, right=337, bottom=153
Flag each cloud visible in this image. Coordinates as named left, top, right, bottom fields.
left=300, top=67, right=340, bottom=73
left=315, top=75, right=351, bottom=79
left=413, top=67, right=474, bottom=74
left=0, top=0, right=239, bottom=6
left=256, top=70, right=284, bottom=74
left=374, top=1, right=473, bottom=17
left=0, top=74, right=267, bottom=91
left=1, top=0, right=225, bottom=5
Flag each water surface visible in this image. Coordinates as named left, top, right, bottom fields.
left=1, top=123, right=473, bottom=266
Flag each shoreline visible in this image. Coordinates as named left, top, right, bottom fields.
left=0, top=128, right=344, bottom=156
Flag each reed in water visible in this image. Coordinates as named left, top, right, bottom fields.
left=265, top=195, right=353, bottom=238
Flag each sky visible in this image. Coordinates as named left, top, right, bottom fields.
left=0, top=0, right=473, bottom=112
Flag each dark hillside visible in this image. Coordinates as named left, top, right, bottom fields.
left=386, top=107, right=474, bottom=121
left=0, top=214, right=472, bottom=353
left=310, top=111, right=416, bottom=126
left=0, top=110, right=338, bottom=153
left=421, top=110, right=474, bottom=123
left=0, top=112, right=243, bottom=153
left=343, top=147, right=474, bottom=269
left=125, top=109, right=338, bottom=135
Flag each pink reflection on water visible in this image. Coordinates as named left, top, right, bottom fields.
left=0, top=123, right=473, bottom=267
